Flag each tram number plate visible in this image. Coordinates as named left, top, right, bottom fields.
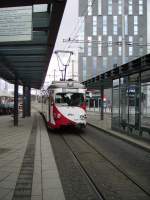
left=62, top=88, right=78, bottom=93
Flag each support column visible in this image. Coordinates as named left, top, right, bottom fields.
left=23, top=86, right=31, bottom=117
left=14, top=79, right=18, bottom=126
left=101, top=85, right=104, bottom=120
left=26, top=87, right=31, bottom=117
left=23, top=86, right=26, bottom=118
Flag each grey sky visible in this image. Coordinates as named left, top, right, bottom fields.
left=55, top=0, right=79, bottom=50
left=45, top=0, right=79, bottom=85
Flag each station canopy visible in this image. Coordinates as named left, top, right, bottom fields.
left=0, top=0, right=67, bottom=89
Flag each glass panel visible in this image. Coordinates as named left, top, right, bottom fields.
left=141, top=70, right=150, bottom=130
left=112, top=79, right=120, bottom=129
left=33, top=4, right=47, bottom=12
left=98, top=0, right=102, bottom=15
left=88, top=0, right=92, bottom=15
left=93, top=57, right=97, bottom=76
left=120, top=77, right=128, bottom=130
left=83, top=57, right=87, bottom=81
left=0, top=6, right=32, bottom=42
left=128, top=73, right=140, bottom=131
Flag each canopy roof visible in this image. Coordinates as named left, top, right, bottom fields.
left=0, top=0, right=67, bottom=89
left=82, top=54, right=150, bottom=89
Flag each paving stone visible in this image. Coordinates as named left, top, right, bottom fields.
left=1, top=190, right=14, bottom=200
left=43, top=177, right=62, bottom=190
left=0, top=180, right=16, bottom=189
left=0, top=188, right=12, bottom=199
left=43, top=188, right=65, bottom=200
left=31, top=195, right=42, bottom=200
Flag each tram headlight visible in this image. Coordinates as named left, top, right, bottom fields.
left=80, top=114, right=86, bottom=120
left=57, top=113, right=61, bottom=119
left=54, top=113, right=61, bottom=120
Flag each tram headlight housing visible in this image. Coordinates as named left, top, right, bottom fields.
left=80, top=114, right=86, bottom=120
left=54, top=113, right=61, bottom=120
left=57, top=113, right=61, bottom=119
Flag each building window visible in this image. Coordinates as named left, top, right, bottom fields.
left=118, top=47, right=122, bottom=56
left=128, top=0, right=133, bottom=15
left=103, top=57, right=107, bottom=71
left=108, top=0, right=112, bottom=15
left=129, top=46, right=133, bottom=56
left=93, top=16, right=97, bottom=36
left=87, top=36, right=92, bottom=56
left=98, top=0, right=102, bottom=15
left=139, top=0, right=143, bottom=15
left=118, top=0, right=122, bottom=15
left=139, top=36, right=143, bottom=44
left=82, top=57, right=87, bottom=81
left=139, top=36, right=143, bottom=56
left=98, top=35, right=102, bottom=56
left=113, top=57, right=118, bottom=65
left=118, top=36, right=122, bottom=56
left=88, top=0, right=92, bottom=15
left=134, top=16, right=138, bottom=35
left=139, top=47, right=143, bottom=56
left=103, top=16, right=107, bottom=35
left=113, top=16, right=118, bottom=35
left=108, top=36, right=112, bottom=56
left=125, top=15, right=128, bottom=35
left=93, top=57, right=97, bottom=76
left=129, top=36, right=133, bottom=56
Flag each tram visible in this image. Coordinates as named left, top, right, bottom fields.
left=42, top=80, right=87, bottom=129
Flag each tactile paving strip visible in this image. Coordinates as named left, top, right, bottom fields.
left=12, top=116, right=37, bottom=200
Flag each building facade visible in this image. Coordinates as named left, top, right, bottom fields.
left=78, top=0, right=149, bottom=82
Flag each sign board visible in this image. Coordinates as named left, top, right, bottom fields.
left=0, top=6, right=32, bottom=42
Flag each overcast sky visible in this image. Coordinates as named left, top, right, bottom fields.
left=44, top=0, right=79, bottom=87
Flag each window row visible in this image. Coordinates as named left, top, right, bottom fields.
left=92, top=16, right=139, bottom=36
left=82, top=53, right=145, bottom=80
left=88, top=0, right=144, bottom=16
left=95, top=0, right=143, bottom=15
left=87, top=35, right=144, bottom=57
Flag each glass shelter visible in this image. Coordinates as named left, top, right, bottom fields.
left=112, top=70, right=150, bottom=139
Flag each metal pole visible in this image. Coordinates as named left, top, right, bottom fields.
left=122, top=0, right=126, bottom=64
left=23, top=85, right=26, bottom=118
left=54, top=69, right=56, bottom=81
left=94, top=100, right=95, bottom=112
left=72, top=60, right=74, bottom=80
left=64, top=65, right=67, bottom=80
left=26, top=87, right=31, bottom=117
left=101, top=85, right=104, bottom=120
left=14, top=79, right=18, bottom=126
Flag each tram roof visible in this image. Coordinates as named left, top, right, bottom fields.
left=0, top=0, right=67, bottom=89
left=48, top=80, right=86, bottom=90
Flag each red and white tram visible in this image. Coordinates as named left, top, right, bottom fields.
left=42, top=80, right=87, bottom=129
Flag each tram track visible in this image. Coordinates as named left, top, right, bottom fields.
left=49, top=127, right=150, bottom=200
left=79, top=133, right=150, bottom=197
left=61, top=133, right=105, bottom=200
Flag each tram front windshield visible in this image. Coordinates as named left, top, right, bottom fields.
left=55, top=93, right=84, bottom=107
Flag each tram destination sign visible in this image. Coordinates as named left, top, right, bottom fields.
left=0, top=6, right=32, bottom=42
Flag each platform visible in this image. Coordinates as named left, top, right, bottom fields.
left=0, top=111, right=65, bottom=200
left=87, top=111, right=150, bottom=152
